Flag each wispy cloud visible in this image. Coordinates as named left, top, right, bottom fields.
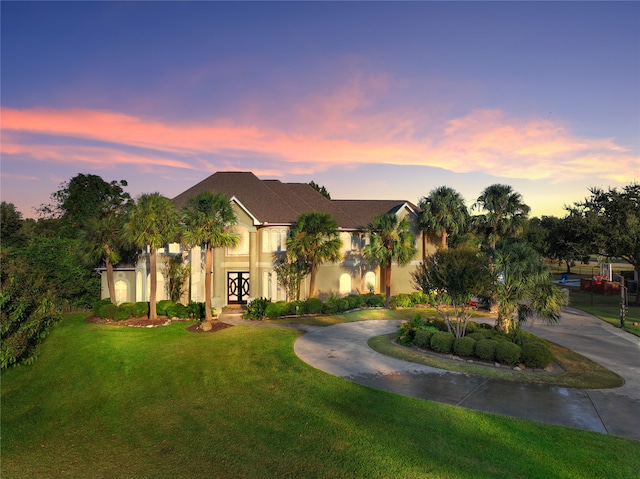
left=2, top=101, right=637, bottom=184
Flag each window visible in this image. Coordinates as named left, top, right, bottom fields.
left=262, top=228, right=288, bottom=252
left=339, top=274, right=352, bottom=295
left=228, top=225, right=250, bottom=255
left=115, top=280, right=128, bottom=304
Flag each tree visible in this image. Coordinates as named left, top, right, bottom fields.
left=1, top=249, right=61, bottom=370
left=286, top=212, right=342, bottom=298
left=418, top=186, right=468, bottom=251
left=39, top=173, right=130, bottom=237
left=80, top=215, right=125, bottom=303
left=1, top=202, right=24, bottom=247
left=492, top=241, right=565, bottom=334
left=363, top=213, right=417, bottom=308
left=309, top=181, right=331, bottom=200
left=124, top=193, right=178, bottom=320
left=412, top=246, right=493, bottom=338
left=472, top=184, right=530, bottom=248
left=571, top=184, right=640, bottom=305
left=541, top=214, right=591, bottom=274
left=273, top=256, right=309, bottom=301
left=181, top=192, right=240, bottom=321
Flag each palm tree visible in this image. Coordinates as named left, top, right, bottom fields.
left=123, top=193, right=178, bottom=320
left=80, top=214, right=124, bottom=304
left=363, top=213, right=417, bottom=308
left=181, top=192, right=240, bottom=321
left=286, top=212, right=343, bottom=298
left=418, top=186, right=468, bottom=251
left=492, top=240, right=565, bottom=334
left=472, top=184, right=530, bottom=248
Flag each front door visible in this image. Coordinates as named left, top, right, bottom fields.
left=228, top=272, right=250, bottom=304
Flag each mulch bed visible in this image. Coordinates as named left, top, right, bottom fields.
left=85, top=316, right=233, bottom=333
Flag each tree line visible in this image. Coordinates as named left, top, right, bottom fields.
left=2, top=173, right=638, bottom=369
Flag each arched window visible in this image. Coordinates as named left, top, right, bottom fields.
left=115, top=280, right=128, bottom=304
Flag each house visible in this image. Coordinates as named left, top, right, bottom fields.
left=100, top=171, right=437, bottom=308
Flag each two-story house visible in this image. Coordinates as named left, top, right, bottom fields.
left=101, top=171, right=436, bottom=308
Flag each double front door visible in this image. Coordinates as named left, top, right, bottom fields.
left=227, top=272, right=250, bottom=304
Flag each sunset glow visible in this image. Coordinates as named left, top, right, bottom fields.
left=1, top=2, right=638, bottom=218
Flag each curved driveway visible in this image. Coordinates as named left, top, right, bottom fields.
left=293, top=308, right=640, bottom=441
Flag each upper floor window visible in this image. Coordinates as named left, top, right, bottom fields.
left=228, top=225, right=250, bottom=255
left=262, top=228, right=288, bottom=253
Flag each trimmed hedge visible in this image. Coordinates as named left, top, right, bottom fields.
left=302, top=298, right=324, bottom=314
left=475, top=339, right=498, bottom=362
left=495, top=341, right=522, bottom=366
left=133, top=302, right=149, bottom=318
left=521, top=341, right=554, bottom=369
left=453, top=337, right=476, bottom=357
left=430, top=331, right=455, bottom=354
left=413, top=327, right=438, bottom=349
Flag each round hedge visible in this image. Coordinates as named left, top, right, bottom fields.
left=156, top=300, right=174, bottom=316
left=453, top=337, right=476, bottom=357
left=414, top=329, right=435, bottom=349
left=133, top=302, right=149, bottom=318
left=430, top=331, right=455, bottom=354
left=302, top=298, right=324, bottom=314
left=475, top=339, right=498, bottom=361
left=495, top=341, right=522, bottom=366
left=521, top=341, right=554, bottom=369
left=466, top=332, right=485, bottom=342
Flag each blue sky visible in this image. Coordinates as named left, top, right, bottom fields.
left=2, top=1, right=638, bottom=218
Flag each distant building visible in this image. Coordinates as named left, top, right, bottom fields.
left=100, top=171, right=436, bottom=308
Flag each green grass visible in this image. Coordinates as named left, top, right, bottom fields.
left=368, top=334, right=624, bottom=389
left=267, top=307, right=493, bottom=326
left=565, top=287, right=640, bottom=337
left=2, top=313, right=639, bottom=479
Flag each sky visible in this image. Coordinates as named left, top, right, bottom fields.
left=1, top=1, right=639, bottom=219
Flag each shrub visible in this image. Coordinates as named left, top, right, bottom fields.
left=337, top=298, right=350, bottom=313
left=507, top=329, right=539, bottom=347
left=475, top=339, right=498, bottom=362
left=284, top=300, right=302, bottom=316
left=346, top=294, right=364, bottom=309
left=92, top=298, right=113, bottom=317
left=396, top=315, right=426, bottom=345
left=390, top=293, right=412, bottom=309
left=453, top=337, right=476, bottom=357
left=187, top=302, right=205, bottom=320
left=521, top=341, right=554, bottom=369
left=410, top=291, right=432, bottom=306
left=430, top=331, right=455, bottom=354
left=97, top=302, right=118, bottom=320
left=495, top=341, right=522, bottom=366
left=413, top=327, right=438, bottom=349
left=466, top=332, right=485, bottom=342
left=302, top=298, right=323, bottom=314
left=265, top=302, right=288, bottom=319
left=115, top=303, right=135, bottom=321
left=171, top=303, right=190, bottom=319
left=156, top=300, right=174, bottom=316
left=464, top=321, right=478, bottom=334
left=425, top=317, right=449, bottom=332
left=363, top=293, right=385, bottom=307
left=244, top=298, right=270, bottom=320
left=322, top=297, right=340, bottom=315
left=133, top=302, right=149, bottom=318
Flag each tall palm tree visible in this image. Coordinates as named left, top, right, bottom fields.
left=363, top=213, right=417, bottom=308
left=181, top=191, right=240, bottom=321
left=418, top=186, right=468, bottom=251
left=492, top=240, right=565, bottom=334
left=80, top=214, right=124, bottom=304
left=286, top=212, right=343, bottom=298
left=123, top=193, right=178, bottom=320
left=472, top=184, right=530, bottom=248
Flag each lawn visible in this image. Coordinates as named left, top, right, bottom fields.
left=2, top=313, right=639, bottom=479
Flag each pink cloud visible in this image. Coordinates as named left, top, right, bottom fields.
left=2, top=104, right=637, bottom=184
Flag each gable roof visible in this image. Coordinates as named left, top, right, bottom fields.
left=172, top=171, right=417, bottom=229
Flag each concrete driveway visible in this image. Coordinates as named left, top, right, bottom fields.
left=293, top=308, right=640, bottom=441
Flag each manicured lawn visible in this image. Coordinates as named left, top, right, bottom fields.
left=565, top=286, right=640, bottom=337
left=2, top=313, right=639, bottom=479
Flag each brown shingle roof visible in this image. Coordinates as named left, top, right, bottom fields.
left=172, top=172, right=417, bottom=229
